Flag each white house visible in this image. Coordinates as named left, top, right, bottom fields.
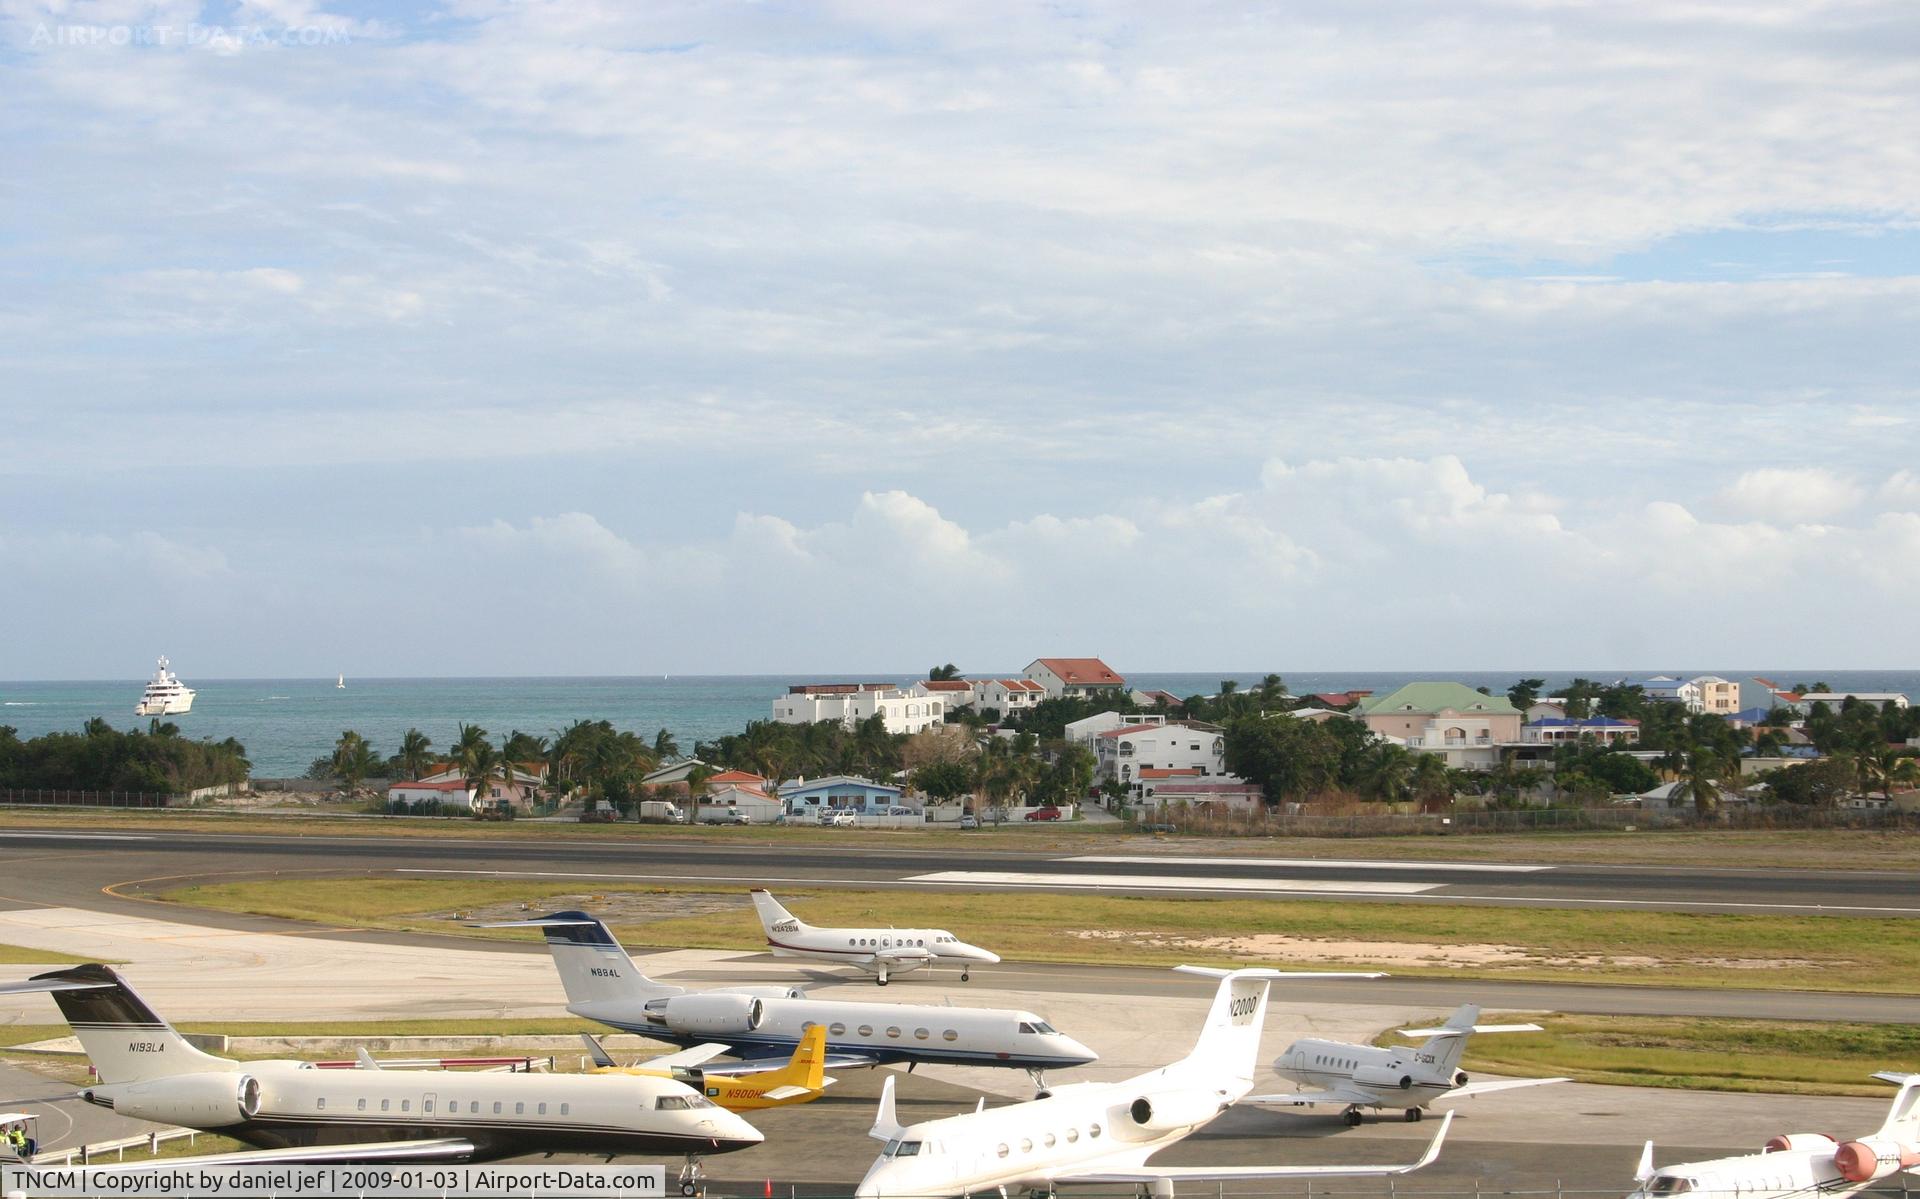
left=1135, top=778, right=1264, bottom=814
left=1621, top=675, right=1741, bottom=715
left=1093, top=721, right=1228, bottom=797
left=698, top=783, right=784, bottom=823
left=387, top=778, right=476, bottom=809
left=970, top=677, right=1046, bottom=718
left=1064, top=711, right=1164, bottom=744
left=772, top=683, right=946, bottom=735
left=913, top=679, right=976, bottom=706
left=1791, top=692, right=1910, bottom=713
left=1023, top=657, right=1126, bottom=699
left=397, top=763, right=544, bottom=811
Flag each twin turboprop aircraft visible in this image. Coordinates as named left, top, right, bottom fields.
left=750, top=890, right=1000, bottom=985
left=489, top=910, right=1094, bottom=1082
left=1627, top=1073, right=1920, bottom=1199
left=1249, top=1002, right=1567, bottom=1125
left=854, top=966, right=1452, bottom=1199
left=0, top=964, right=762, bottom=1182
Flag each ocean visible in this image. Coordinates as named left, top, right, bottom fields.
left=2, top=670, right=1916, bottom=778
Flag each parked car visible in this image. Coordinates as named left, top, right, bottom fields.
left=822, top=810, right=858, bottom=827
left=1024, top=806, right=1063, bottom=822
left=958, top=814, right=978, bottom=830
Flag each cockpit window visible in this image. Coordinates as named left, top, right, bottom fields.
left=655, top=1096, right=697, bottom=1110
left=884, top=1140, right=922, bottom=1158
left=1018, top=1021, right=1059, bottom=1035
left=1648, top=1178, right=1692, bottom=1195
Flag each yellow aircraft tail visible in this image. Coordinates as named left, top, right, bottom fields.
left=756, top=1023, right=828, bottom=1092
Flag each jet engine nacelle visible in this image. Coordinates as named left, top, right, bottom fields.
left=658, top=993, right=766, bottom=1036
left=1762, top=1132, right=1836, bottom=1153
left=1116, top=1090, right=1228, bottom=1139
left=1833, top=1137, right=1920, bottom=1183
left=1353, top=1066, right=1416, bottom=1091
left=95, top=1072, right=260, bottom=1127
left=1453, top=1070, right=1469, bottom=1087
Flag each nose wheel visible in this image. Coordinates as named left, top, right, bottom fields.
left=876, top=968, right=890, bottom=986
left=961, top=969, right=971, bottom=982
left=677, top=1155, right=707, bottom=1196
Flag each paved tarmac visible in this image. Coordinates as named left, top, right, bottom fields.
left=3, top=828, right=1919, bottom=916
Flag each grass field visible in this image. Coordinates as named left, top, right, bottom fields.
left=1399, top=1014, right=1920, bottom=1096
left=0, top=942, right=106, bottom=966
left=9, top=806, right=1920, bottom=869
left=162, top=877, right=1920, bottom=994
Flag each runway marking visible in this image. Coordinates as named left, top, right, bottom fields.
left=1064, top=855, right=1553, bottom=874
left=0, top=832, right=155, bottom=841
left=905, top=871, right=1443, bottom=894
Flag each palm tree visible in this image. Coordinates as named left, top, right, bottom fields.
left=456, top=725, right=497, bottom=798
left=1410, top=753, right=1452, bottom=807
left=1256, top=674, right=1288, bottom=709
left=1358, top=743, right=1416, bottom=804
left=929, top=664, right=960, bottom=681
left=653, top=728, right=681, bottom=760
left=396, top=729, right=433, bottom=781
left=331, top=730, right=377, bottom=794
left=1679, top=746, right=1727, bottom=816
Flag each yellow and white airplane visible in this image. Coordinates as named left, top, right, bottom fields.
left=583, top=1024, right=836, bottom=1111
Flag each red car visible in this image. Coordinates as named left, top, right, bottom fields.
left=1024, top=806, right=1063, bottom=822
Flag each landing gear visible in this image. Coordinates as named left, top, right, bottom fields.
left=961, top=969, right=971, bottom=982
left=877, top=968, right=890, bottom=987
left=1404, top=1107, right=1423, bottom=1123
left=1026, top=1067, right=1051, bottom=1092
left=677, top=1155, right=707, bottom=1197
left=1343, top=1107, right=1364, bottom=1127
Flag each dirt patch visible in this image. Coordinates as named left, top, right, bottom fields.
left=431, top=891, right=750, bottom=926
left=1068, top=930, right=1827, bottom=972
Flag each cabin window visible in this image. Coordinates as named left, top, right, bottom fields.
left=943, top=1030, right=958, bottom=1041
left=859, top=1025, right=874, bottom=1037
left=914, top=1028, right=929, bottom=1040
left=560, top=1103, right=570, bottom=1116
left=886, top=1027, right=901, bottom=1039
left=801, top=1021, right=817, bottom=1032
left=996, top=1144, right=1009, bottom=1159
left=316, top=1098, right=326, bottom=1110
left=538, top=1103, right=547, bottom=1116
left=492, top=1101, right=502, bottom=1114
left=1065, top=1128, right=1079, bottom=1143
left=381, top=1099, right=391, bottom=1112
left=831, top=1023, right=847, bottom=1035
left=848, top=939, right=856, bottom=946
left=356, top=1099, right=367, bottom=1112
left=401, top=1100, right=410, bottom=1112
left=1089, top=1123, right=1102, bottom=1138
left=515, top=1102, right=524, bottom=1115
left=1020, top=1138, right=1033, bottom=1153
left=1043, top=1133, right=1056, bottom=1148
left=471, top=1102, right=481, bottom=1114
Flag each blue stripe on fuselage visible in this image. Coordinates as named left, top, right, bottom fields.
left=588, top=1022, right=1082, bottom=1069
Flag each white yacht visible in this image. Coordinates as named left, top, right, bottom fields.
left=134, top=656, right=196, bottom=716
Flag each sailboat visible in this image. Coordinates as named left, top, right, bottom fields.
left=336, top=673, right=346, bottom=689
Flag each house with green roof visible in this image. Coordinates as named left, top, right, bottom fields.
left=1356, top=682, right=1522, bottom=769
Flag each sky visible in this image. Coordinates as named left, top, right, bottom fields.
left=4, top=0, right=1919, bottom=678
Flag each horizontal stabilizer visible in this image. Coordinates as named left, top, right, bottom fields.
left=0, top=977, right=113, bottom=996
left=1244, top=1089, right=1370, bottom=1108
left=760, top=1085, right=812, bottom=1102
left=355, top=1047, right=382, bottom=1070
left=1400, top=1023, right=1543, bottom=1037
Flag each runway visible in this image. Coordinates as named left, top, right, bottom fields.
left=3, top=828, right=1918, bottom=916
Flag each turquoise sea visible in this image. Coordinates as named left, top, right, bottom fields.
left=1, top=671, right=1915, bottom=777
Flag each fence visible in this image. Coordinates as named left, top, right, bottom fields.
left=1128, top=804, right=1920, bottom=838
left=0, top=786, right=173, bottom=808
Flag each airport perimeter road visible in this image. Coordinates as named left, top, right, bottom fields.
left=3, top=827, right=1919, bottom=916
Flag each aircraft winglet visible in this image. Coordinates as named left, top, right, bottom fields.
left=868, top=1074, right=905, bottom=1143
left=1635, top=1141, right=1656, bottom=1183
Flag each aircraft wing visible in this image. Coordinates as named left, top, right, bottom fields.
left=700, top=1051, right=878, bottom=1076
left=66, top=1138, right=478, bottom=1171
left=1062, top=1112, right=1451, bottom=1183
left=1243, top=1087, right=1379, bottom=1107
left=644, top=1043, right=733, bottom=1070
left=1444, top=1077, right=1570, bottom=1099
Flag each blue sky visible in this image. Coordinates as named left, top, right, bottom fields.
left=3, top=0, right=1919, bottom=678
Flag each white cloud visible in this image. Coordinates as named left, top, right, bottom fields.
left=1717, top=467, right=1865, bottom=522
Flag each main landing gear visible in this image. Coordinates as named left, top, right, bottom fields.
left=1343, top=1106, right=1365, bottom=1127
left=1404, top=1107, right=1424, bottom=1122
left=677, top=1154, right=708, bottom=1196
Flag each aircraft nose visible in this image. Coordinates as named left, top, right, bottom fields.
left=1059, top=1033, right=1099, bottom=1063
left=705, top=1111, right=765, bottom=1148
left=969, top=946, right=1001, bottom=963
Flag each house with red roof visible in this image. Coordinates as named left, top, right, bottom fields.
left=1023, top=657, right=1126, bottom=699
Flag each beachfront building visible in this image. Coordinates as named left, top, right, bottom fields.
left=1788, top=691, right=1910, bottom=713
left=913, top=679, right=976, bottom=707
left=387, top=777, right=476, bottom=809
left=1023, top=657, right=1126, bottom=699
left=1620, top=675, right=1741, bottom=715
left=1355, top=683, right=1523, bottom=771
left=1519, top=716, right=1641, bottom=746
left=778, top=775, right=908, bottom=819
left=641, top=758, right=709, bottom=787
left=1129, top=688, right=1185, bottom=710
left=393, top=763, right=545, bottom=811
left=1093, top=720, right=1228, bottom=796
left=698, top=782, right=783, bottom=823
left=771, top=683, right=946, bottom=735
left=969, top=677, right=1046, bottom=718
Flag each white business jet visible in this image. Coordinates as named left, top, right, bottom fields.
left=854, top=965, right=1453, bottom=1198
left=486, top=910, right=1093, bottom=1084
left=1249, top=1002, right=1566, bottom=1126
left=751, top=889, right=1001, bottom=985
left=1626, top=1072, right=1920, bottom=1199
left=0, top=964, right=761, bottom=1186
